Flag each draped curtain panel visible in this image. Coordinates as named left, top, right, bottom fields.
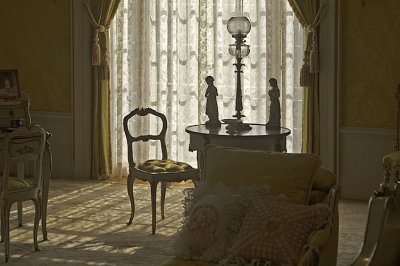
left=287, top=0, right=327, bottom=154
left=109, top=0, right=304, bottom=178
left=84, top=0, right=121, bottom=180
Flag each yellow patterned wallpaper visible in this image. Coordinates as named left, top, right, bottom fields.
left=342, top=0, right=400, bottom=128
left=0, top=0, right=71, bottom=113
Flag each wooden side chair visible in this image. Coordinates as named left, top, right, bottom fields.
left=0, top=98, right=32, bottom=230
left=123, top=107, right=200, bottom=234
left=0, top=124, right=46, bottom=262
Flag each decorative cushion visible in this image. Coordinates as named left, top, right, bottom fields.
left=175, top=183, right=270, bottom=262
left=224, top=193, right=331, bottom=266
left=161, top=258, right=217, bottom=266
left=312, top=168, right=336, bottom=192
left=0, top=177, right=30, bottom=191
left=383, top=151, right=400, bottom=166
left=308, top=190, right=328, bottom=205
left=203, top=144, right=320, bottom=204
left=138, top=159, right=193, bottom=173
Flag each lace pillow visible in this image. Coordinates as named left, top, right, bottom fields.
left=175, top=183, right=270, bottom=262
left=223, top=193, right=330, bottom=266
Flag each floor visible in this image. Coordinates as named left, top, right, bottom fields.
left=0, top=179, right=368, bottom=265
left=337, top=199, right=369, bottom=266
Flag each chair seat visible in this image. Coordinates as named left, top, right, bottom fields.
left=138, top=159, right=193, bottom=173
left=383, top=151, right=400, bottom=166
left=0, top=177, right=30, bottom=191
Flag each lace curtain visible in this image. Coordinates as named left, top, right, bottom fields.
left=109, top=0, right=304, bottom=178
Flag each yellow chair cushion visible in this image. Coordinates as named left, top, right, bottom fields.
left=383, top=151, right=400, bottom=166
left=138, top=159, right=193, bottom=173
left=203, top=145, right=320, bottom=204
left=0, top=177, right=30, bottom=191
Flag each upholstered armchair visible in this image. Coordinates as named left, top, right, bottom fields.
left=350, top=85, right=400, bottom=266
left=162, top=144, right=339, bottom=266
left=377, top=84, right=400, bottom=194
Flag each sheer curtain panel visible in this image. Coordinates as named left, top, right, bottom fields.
left=109, top=0, right=304, bottom=178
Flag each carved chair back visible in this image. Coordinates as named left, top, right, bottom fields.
left=1, top=125, right=46, bottom=195
left=123, top=108, right=168, bottom=168
left=0, top=100, right=31, bottom=129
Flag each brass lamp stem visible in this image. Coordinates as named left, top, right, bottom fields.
left=233, top=33, right=245, bottom=119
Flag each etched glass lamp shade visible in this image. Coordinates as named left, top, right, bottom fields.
left=227, top=16, right=251, bottom=37
left=229, top=44, right=250, bottom=57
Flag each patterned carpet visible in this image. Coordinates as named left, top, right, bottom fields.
left=0, top=179, right=368, bottom=265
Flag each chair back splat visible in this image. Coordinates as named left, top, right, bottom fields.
left=123, top=107, right=168, bottom=168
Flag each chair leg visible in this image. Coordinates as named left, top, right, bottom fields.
left=3, top=204, right=10, bottom=262
left=150, top=181, right=158, bottom=234
left=17, top=201, right=22, bottom=227
left=32, top=198, right=41, bottom=251
left=160, top=181, right=167, bottom=220
left=41, top=185, right=49, bottom=241
left=193, top=177, right=200, bottom=188
left=127, top=175, right=136, bottom=225
left=16, top=162, right=24, bottom=228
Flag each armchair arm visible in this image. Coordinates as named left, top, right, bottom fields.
left=351, top=182, right=400, bottom=266
left=318, top=185, right=339, bottom=266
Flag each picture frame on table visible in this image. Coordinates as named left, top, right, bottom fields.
left=0, top=69, right=21, bottom=100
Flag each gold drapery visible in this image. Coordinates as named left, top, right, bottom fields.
left=302, top=76, right=320, bottom=154
left=287, top=0, right=327, bottom=154
left=84, top=0, right=121, bottom=179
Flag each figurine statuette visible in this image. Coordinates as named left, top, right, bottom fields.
left=266, top=78, right=281, bottom=130
left=205, top=76, right=221, bottom=128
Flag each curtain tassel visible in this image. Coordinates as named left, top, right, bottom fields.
left=83, top=3, right=104, bottom=66
left=310, top=32, right=319, bottom=73
left=92, top=29, right=101, bottom=66
left=300, top=61, right=311, bottom=87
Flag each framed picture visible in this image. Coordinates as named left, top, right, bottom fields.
left=0, top=69, right=21, bottom=99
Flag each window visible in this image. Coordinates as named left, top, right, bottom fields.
left=109, top=0, right=304, bottom=177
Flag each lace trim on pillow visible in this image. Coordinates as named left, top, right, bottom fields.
left=180, top=184, right=271, bottom=227
left=175, top=183, right=271, bottom=262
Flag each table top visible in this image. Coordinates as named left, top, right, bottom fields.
left=185, top=123, right=291, bottom=137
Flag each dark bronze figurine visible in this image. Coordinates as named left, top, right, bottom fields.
left=266, top=78, right=281, bottom=130
left=205, top=76, right=221, bottom=128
